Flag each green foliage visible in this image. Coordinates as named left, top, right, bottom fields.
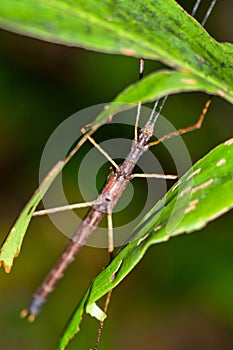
left=90, top=70, right=230, bottom=127
left=0, top=0, right=232, bottom=102
left=0, top=0, right=232, bottom=349
left=58, top=138, right=233, bottom=349
left=0, top=161, right=64, bottom=272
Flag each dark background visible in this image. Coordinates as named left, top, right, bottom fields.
left=0, top=1, right=233, bottom=349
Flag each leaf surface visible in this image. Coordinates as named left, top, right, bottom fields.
left=0, top=0, right=232, bottom=101
left=57, top=138, right=233, bottom=349
left=89, top=69, right=230, bottom=129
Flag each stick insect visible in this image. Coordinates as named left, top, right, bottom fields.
left=21, top=0, right=216, bottom=324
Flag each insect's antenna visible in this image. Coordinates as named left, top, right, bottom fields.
left=145, top=95, right=168, bottom=129
left=134, top=58, right=144, bottom=141
left=152, top=95, right=168, bottom=127
left=191, top=0, right=217, bottom=25
left=191, top=0, right=202, bottom=17
left=201, top=0, right=217, bottom=26
left=145, top=99, right=159, bottom=126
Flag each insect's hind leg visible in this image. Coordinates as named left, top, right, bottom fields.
left=148, top=98, right=211, bottom=148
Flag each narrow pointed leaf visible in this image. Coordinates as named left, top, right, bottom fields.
left=58, top=138, right=233, bottom=349
left=0, top=161, right=64, bottom=273
left=57, top=288, right=90, bottom=350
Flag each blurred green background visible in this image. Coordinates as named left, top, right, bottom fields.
left=1, top=1, right=233, bottom=349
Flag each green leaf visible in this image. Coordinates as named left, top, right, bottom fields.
left=0, top=0, right=232, bottom=101
left=57, top=288, right=90, bottom=350
left=89, top=69, right=230, bottom=129
left=220, top=42, right=233, bottom=57
left=86, top=302, right=107, bottom=321
left=0, top=161, right=64, bottom=273
left=57, top=138, right=233, bottom=349
left=0, top=129, right=93, bottom=273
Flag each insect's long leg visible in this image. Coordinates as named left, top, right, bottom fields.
left=107, top=210, right=114, bottom=254
left=84, top=133, right=119, bottom=170
left=134, top=58, right=144, bottom=141
left=148, top=98, right=211, bottom=148
left=93, top=210, right=114, bottom=350
left=33, top=131, right=119, bottom=218
left=130, top=173, right=177, bottom=180
left=33, top=200, right=98, bottom=216
left=93, top=289, right=113, bottom=350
